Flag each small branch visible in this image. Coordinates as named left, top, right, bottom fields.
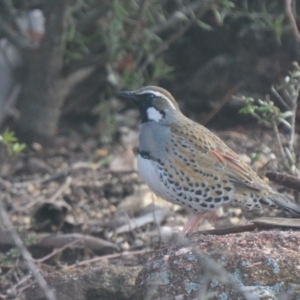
left=0, top=84, right=22, bottom=127
left=0, top=160, right=106, bottom=190
left=37, top=233, right=118, bottom=251
left=128, top=0, right=150, bottom=42
left=136, top=0, right=213, bottom=76
left=201, top=81, right=243, bottom=125
left=266, top=171, right=300, bottom=192
left=270, top=85, right=290, bottom=111
left=272, top=120, right=290, bottom=171
left=16, top=172, right=68, bottom=187
left=252, top=217, right=300, bottom=228
left=285, top=0, right=300, bottom=44
left=288, top=75, right=300, bottom=155
left=149, top=0, right=214, bottom=36
left=288, top=99, right=296, bottom=154
left=136, top=21, right=192, bottom=76
left=32, top=239, right=83, bottom=263
left=75, top=9, right=105, bottom=32
left=58, top=66, right=95, bottom=100
left=48, top=176, right=72, bottom=202
left=199, top=224, right=257, bottom=235
left=65, top=249, right=153, bottom=270
left=0, top=0, right=22, bottom=33
left=0, top=17, right=37, bottom=50
left=10, top=274, right=32, bottom=295
left=0, top=194, right=56, bottom=300
left=64, top=53, right=106, bottom=74
left=0, top=231, right=118, bottom=252
left=284, top=65, right=300, bottom=176
left=279, top=87, right=294, bottom=108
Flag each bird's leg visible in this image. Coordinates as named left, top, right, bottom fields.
left=181, top=211, right=219, bottom=236
left=181, top=212, right=207, bottom=236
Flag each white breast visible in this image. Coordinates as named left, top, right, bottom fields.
left=137, top=154, right=167, bottom=199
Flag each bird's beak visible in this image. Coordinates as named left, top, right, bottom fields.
left=118, top=91, right=139, bottom=102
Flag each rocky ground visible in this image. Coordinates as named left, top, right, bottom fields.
left=0, top=104, right=300, bottom=299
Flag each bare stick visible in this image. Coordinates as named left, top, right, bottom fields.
left=33, top=238, right=81, bottom=263
left=48, top=176, right=72, bottom=202
left=270, top=85, right=290, bottom=111
left=134, top=0, right=214, bottom=73
left=272, top=120, right=290, bottom=171
left=287, top=77, right=300, bottom=156
left=0, top=17, right=36, bottom=50
left=285, top=0, right=300, bottom=44
left=65, top=249, right=154, bottom=270
left=0, top=194, right=56, bottom=300
left=136, top=21, right=192, bottom=76
left=149, top=0, right=213, bottom=36
left=201, top=81, right=243, bottom=125
left=0, top=0, right=23, bottom=33
left=266, top=171, right=300, bottom=192
left=128, top=0, right=150, bottom=42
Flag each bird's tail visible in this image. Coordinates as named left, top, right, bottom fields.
left=270, top=191, right=300, bottom=216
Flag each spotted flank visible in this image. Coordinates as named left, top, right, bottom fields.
left=155, top=157, right=234, bottom=213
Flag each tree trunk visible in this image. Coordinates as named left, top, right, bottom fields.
left=17, top=0, right=69, bottom=144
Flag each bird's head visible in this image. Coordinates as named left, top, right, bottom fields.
left=118, top=86, right=180, bottom=125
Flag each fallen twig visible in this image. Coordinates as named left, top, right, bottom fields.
left=252, top=217, right=300, bottom=228
left=197, top=224, right=257, bottom=236
left=48, top=176, right=72, bottom=202
left=0, top=161, right=102, bottom=189
left=0, top=231, right=118, bottom=251
left=32, top=238, right=82, bottom=263
left=65, top=249, right=154, bottom=270
left=0, top=194, right=56, bottom=300
left=266, top=171, right=300, bottom=192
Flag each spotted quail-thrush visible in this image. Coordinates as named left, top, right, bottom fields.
left=118, top=86, right=300, bottom=235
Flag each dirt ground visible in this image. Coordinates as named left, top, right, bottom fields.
left=1, top=106, right=298, bottom=299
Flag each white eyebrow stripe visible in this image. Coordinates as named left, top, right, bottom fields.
left=137, top=90, right=176, bottom=110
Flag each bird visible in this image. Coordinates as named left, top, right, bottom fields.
left=118, top=86, right=300, bottom=235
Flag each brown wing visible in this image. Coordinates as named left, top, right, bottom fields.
left=171, top=119, right=265, bottom=191
left=178, top=125, right=300, bottom=215
left=208, top=147, right=264, bottom=191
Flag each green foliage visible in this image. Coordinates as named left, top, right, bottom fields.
left=263, top=13, right=285, bottom=44
left=65, top=0, right=180, bottom=88
left=238, top=62, right=300, bottom=174
left=0, top=129, right=26, bottom=154
left=0, top=235, right=38, bottom=266
left=63, top=0, right=295, bottom=142
left=94, top=97, right=117, bottom=142
left=239, top=63, right=300, bottom=129
left=0, top=248, right=21, bottom=265
left=239, top=96, right=292, bottom=128
left=65, top=1, right=104, bottom=63
left=219, top=0, right=288, bottom=44
left=103, top=0, right=175, bottom=87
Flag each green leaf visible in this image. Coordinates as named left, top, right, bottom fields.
left=280, top=111, right=293, bottom=119
left=12, top=143, right=26, bottom=153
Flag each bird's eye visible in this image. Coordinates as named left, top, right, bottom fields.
left=147, top=94, right=155, bottom=100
